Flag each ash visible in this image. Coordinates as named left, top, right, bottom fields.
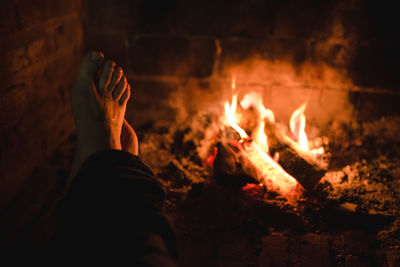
left=138, top=113, right=400, bottom=266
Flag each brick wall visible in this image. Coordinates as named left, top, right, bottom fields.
left=0, top=0, right=84, bottom=209
left=84, top=0, right=399, bottom=129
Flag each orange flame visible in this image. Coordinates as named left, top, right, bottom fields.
left=254, top=121, right=268, bottom=153
left=290, top=103, right=308, bottom=151
left=225, top=94, right=249, bottom=139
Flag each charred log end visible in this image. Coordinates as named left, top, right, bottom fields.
left=213, top=142, right=259, bottom=187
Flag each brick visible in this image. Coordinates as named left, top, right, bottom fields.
left=0, top=47, right=31, bottom=82
left=269, top=86, right=352, bottom=127
left=125, top=80, right=178, bottom=128
left=84, top=0, right=335, bottom=38
left=131, top=36, right=216, bottom=77
left=126, top=78, right=226, bottom=127
left=85, top=0, right=274, bottom=37
left=272, top=0, right=335, bottom=39
left=0, top=91, right=72, bottom=210
left=45, top=0, right=81, bottom=18
left=86, top=31, right=129, bottom=69
left=161, top=0, right=221, bottom=36
left=0, top=126, right=46, bottom=209
left=0, top=33, right=82, bottom=209
left=15, top=0, right=81, bottom=28
left=132, top=0, right=273, bottom=37
left=15, top=0, right=47, bottom=27
left=349, top=43, right=400, bottom=91
left=53, top=14, right=84, bottom=51
left=0, top=82, right=31, bottom=129
left=85, top=0, right=142, bottom=31
left=0, top=1, right=18, bottom=34
left=349, top=91, right=400, bottom=121
left=0, top=14, right=83, bottom=83
left=219, top=37, right=308, bottom=75
left=0, top=42, right=81, bottom=127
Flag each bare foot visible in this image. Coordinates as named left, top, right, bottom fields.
left=122, top=119, right=139, bottom=156
left=69, top=51, right=132, bottom=184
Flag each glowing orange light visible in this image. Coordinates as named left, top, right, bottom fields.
left=290, top=103, right=308, bottom=151
left=225, top=94, right=249, bottom=139
left=240, top=93, right=275, bottom=123
left=223, top=78, right=300, bottom=200
left=254, top=121, right=268, bottom=153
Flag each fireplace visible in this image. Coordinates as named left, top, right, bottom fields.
left=1, top=0, right=400, bottom=265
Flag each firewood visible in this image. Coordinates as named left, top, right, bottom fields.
left=213, top=142, right=260, bottom=187
left=264, top=120, right=327, bottom=191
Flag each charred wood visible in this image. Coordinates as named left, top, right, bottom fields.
left=213, top=142, right=259, bottom=187
left=264, top=120, right=327, bottom=191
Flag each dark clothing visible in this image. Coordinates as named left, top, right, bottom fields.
left=54, top=150, right=178, bottom=266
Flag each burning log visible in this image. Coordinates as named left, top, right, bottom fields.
left=264, top=120, right=327, bottom=191
left=213, top=142, right=260, bottom=187
left=221, top=90, right=326, bottom=192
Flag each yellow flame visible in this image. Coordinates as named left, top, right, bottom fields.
left=290, top=103, right=308, bottom=151
left=224, top=94, right=249, bottom=139
left=240, top=93, right=275, bottom=123
left=254, top=121, right=268, bottom=153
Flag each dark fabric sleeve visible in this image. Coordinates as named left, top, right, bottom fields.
left=54, top=150, right=178, bottom=266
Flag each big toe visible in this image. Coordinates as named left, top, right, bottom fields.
left=77, top=51, right=104, bottom=83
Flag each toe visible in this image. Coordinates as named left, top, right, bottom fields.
left=107, top=66, right=123, bottom=93
left=119, top=83, right=131, bottom=105
left=77, top=51, right=104, bottom=82
left=98, top=60, right=116, bottom=95
left=112, top=76, right=127, bottom=100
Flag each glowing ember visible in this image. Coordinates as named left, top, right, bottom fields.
left=205, top=146, right=218, bottom=167
left=241, top=183, right=264, bottom=197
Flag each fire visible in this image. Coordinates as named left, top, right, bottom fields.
left=224, top=94, right=248, bottom=139
left=223, top=85, right=299, bottom=198
left=290, top=103, right=326, bottom=158
left=290, top=103, right=308, bottom=151
left=222, top=77, right=325, bottom=200
left=224, top=76, right=248, bottom=139
left=240, top=92, right=275, bottom=123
